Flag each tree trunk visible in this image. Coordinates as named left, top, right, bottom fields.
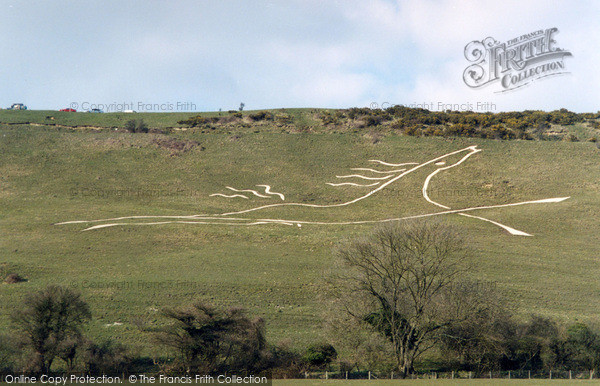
left=397, top=349, right=415, bottom=378
left=400, top=358, right=414, bottom=378
left=42, top=357, right=53, bottom=374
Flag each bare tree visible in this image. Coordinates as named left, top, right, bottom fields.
left=155, top=302, right=266, bottom=374
left=80, top=338, right=131, bottom=375
left=438, top=281, right=511, bottom=372
left=332, top=220, right=491, bottom=377
left=12, top=285, right=91, bottom=374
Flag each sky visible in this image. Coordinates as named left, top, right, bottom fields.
left=1, top=0, right=598, bottom=112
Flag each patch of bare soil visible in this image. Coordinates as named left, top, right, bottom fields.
left=152, top=137, right=204, bottom=156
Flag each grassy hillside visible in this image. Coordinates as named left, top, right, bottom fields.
left=1, top=112, right=600, bottom=356
left=0, top=108, right=321, bottom=130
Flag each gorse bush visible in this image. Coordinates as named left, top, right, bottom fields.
left=323, top=105, right=592, bottom=140
left=176, top=116, right=220, bottom=127
left=248, top=111, right=274, bottom=121
left=173, top=106, right=597, bottom=141
left=124, top=119, right=148, bottom=133
left=275, top=113, right=293, bottom=124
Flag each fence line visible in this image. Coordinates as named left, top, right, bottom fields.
left=302, top=369, right=596, bottom=380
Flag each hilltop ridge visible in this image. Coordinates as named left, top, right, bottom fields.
left=1, top=107, right=598, bottom=142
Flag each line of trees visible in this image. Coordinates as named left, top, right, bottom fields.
left=0, top=287, right=306, bottom=376
left=2, top=221, right=600, bottom=377
left=441, top=313, right=600, bottom=372
left=325, top=221, right=600, bottom=377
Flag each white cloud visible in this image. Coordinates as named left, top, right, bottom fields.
left=0, top=0, right=598, bottom=111
left=290, top=72, right=377, bottom=107
left=387, top=0, right=600, bottom=112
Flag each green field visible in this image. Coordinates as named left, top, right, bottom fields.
left=0, top=109, right=209, bottom=128
left=0, top=108, right=322, bottom=130
left=1, top=110, right=600, bottom=357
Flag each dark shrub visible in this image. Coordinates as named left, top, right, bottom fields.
left=124, top=119, right=148, bottom=133
left=249, top=111, right=274, bottom=121
left=155, top=302, right=268, bottom=374
left=564, top=323, right=600, bottom=370
left=365, top=115, right=383, bottom=127
left=260, top=344, right=305, bottom=378
left=124, top=119, right=136, bottom=133
left=177, top=116, right=220, bottom=127
left=0, top=334, right=16, bottom=373
left=303, top=343, right=337, bottom=369
left=81, top=339, right=132, bottom=375
left=4, top=273, right=26, bottom=284
left=12, top=285, right=91, bottom=373
left=275, top=113, right=293, bottom=124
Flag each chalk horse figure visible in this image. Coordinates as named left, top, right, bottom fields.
left=56, top=146, right=569, bottom=235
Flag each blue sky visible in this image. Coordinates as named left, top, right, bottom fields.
left=1, top=0, right=598, bottom=112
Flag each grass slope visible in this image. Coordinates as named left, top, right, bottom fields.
left=1, top=115, right=599, bottom=356
left=0, top=108, right=321, bottom=129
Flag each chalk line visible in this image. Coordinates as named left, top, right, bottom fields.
left=226, top=186, right=270, bottom=198
left=77, top=197, right=570, bottom=230
left=350, top=168, right=406, bottom=174
left=369, top=160, right=419, bottom=167
left=420, top=149, right=533, bottom=236
left=56, top=145, right=570, bottom=236
left=218, top=146, right=479, bottom=216
left=458, top=213, right=533, bottom=236
left=336, top=174, right=393, bottom=180
left=57, top=146, right=491, bottom=222
left=210, top=193, right=249, bottom=199
left=326, top=182, right=381, bottom=187
left=82, top=220, right=296, bottom=231
left=256, top=185, right=285, bottom=200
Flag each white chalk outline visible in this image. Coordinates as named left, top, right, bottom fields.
left=335, top=174, right=393, bottom=180
left=55, top=145, right=570, bottom=235
left=350, top=168, right=406, bottom=174
left=257, top=185, right=285, bottom=200
left=420, top=148, right=533, bottom=236
left=326, top=182, right=380, bottom=187
left=219, top=146, right=482, bottom=216
left=212, top=185, right=285, bottom=201
left=226, top=186, right=270, bottom=198
left=75, top=197, right=568, bottom=230
left=369, top=160, right=419, bottom=167
left=210, top=193, right=249, bottom=199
